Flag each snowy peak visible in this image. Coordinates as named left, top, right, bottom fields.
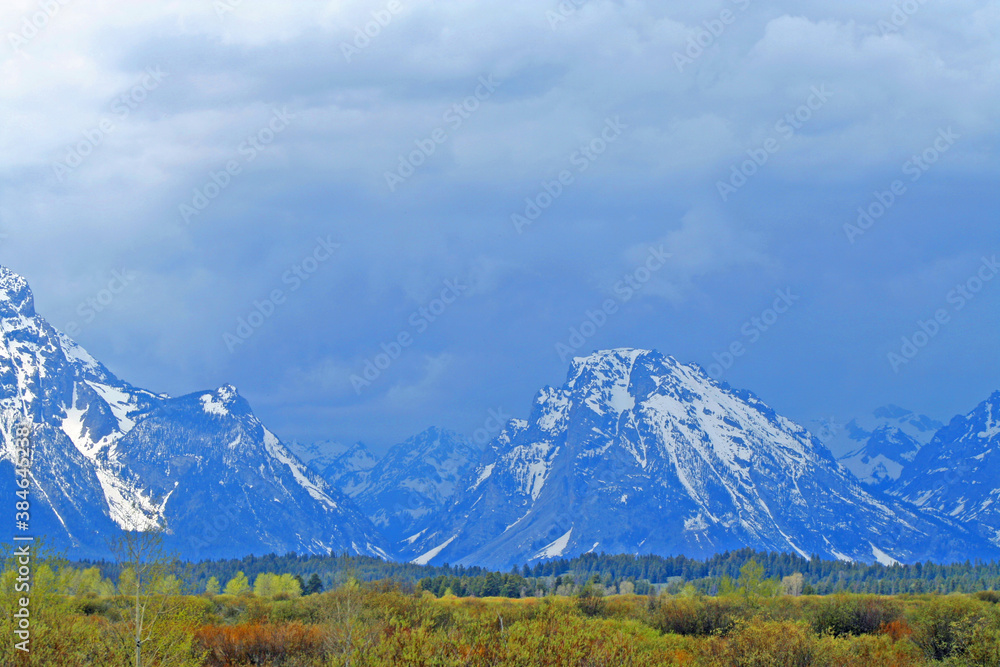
left=832, top=405, right=945, bottom=487
left=402, top=348, right=990, bottom=568
left=355, top=427, right=483, bottom=543
left=565, top=348, right=643, bottom=416
left=197, top=384, right=249, bottom=418
left=0, top=266, right=36, bottom=318
left=0, top=266, right=386, bottom=559
left=873, top=404, right=944, bottom=435
left=892, top=391, right=1000, bottom=547
left=313, top=441, right=379, bottom=498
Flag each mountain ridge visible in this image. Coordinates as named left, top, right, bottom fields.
left=2, top=266, right=997, bottom=568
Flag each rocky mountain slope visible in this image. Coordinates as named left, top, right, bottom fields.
left=819, top=406, right=943, bottom=488
left=891, top=392, right=1000, bottom=549
left=401, top=349, right=992, bottom=568
left=0, top=266, right=386, bottom=559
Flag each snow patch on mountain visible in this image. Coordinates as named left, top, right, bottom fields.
left=412, top=535, right=457, bottom=565
left=263, top=429, right=339, bottom=510
left=534, top=527, right=573, bottom=560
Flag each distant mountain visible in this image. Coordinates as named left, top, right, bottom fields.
left=4, top=265, right=997, bottom=569
left=0, top=266, right=387, bottom=559
left=401, top=349, right=991, bottom=568
left=823, top=406, right=943, bottom=488
left=892, top=392, right=1000, bottom=549
left=286, top=438, right=350, bottom=475
left=354, top=427, right=482, bottom=544
left=308, top=441, right=380, bottom=497
left=311, top=428, right=483, bottom=545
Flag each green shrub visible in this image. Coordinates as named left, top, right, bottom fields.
left=696, top=620, right=816, bottom=667
left=975, top=590, right=1000, bottom=605
left=811, top=594, right=903, bottom=637
left=908, top=594, right=988, bottom=660
left=651, top=596, right=745, bottom=636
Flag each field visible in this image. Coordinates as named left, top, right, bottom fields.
left=4, top=565, right=1000, bottom=666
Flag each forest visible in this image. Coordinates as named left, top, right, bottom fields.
left=75, top=547, right=1000, bottom=598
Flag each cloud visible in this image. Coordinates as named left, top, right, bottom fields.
left=1, top=0, right=996, bottom=446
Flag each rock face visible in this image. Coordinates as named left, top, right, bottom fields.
left=401, top=349, right=993, bottom=568
left=822, top=406, right=943, bottom=488
left=0, top=266, right=387, bottom=559
left=353, top=427, right=482, bottom=544
left=308, top=428, right=483, bottom=546
left=891, top=392, right=1000, bottom=550
left=315, top=442, right=380, bottom=498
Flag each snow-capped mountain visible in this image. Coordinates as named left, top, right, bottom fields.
left=817, top=406, right=943, bottom=488
left=0, top=266, right=386, bottom=559
left=287, top=439, right=351, bottom=478
left=402, top=349, right=992, bottom=568
left=353, top=427, right=482, bottom=543
left=310, top=441, right=380, bottom=497
left=5, top=264, right=996, bottom=568
left=891, top=392, right=1000, bottom=549
left=112, top=385, right=388, bottom=560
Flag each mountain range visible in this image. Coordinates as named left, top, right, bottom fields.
left=814, top=406, right=943, bottom=489
left=1, top=266, right=998, bottom=567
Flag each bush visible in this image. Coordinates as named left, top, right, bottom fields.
left=908, top=594, right=988, bottom=660
left=651, top=596, right=745, bottom=636
left=576, top=582, right=607, bottom=617
left=948, top=606, right=1000, bottom=665
left=975, top=591, right=1000, bottom=605
left=696, top=620, right=816, bottom=667
left=197, top=621, right=326, bottom=666
left=811, top=594, right=903, bottom=637
left=815, top=632, right=923, bottom=667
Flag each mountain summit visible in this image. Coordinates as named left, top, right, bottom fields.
left=892, top=391, right=1000, bottom=549
left=402, top=349, right=990, bottom=568
left=0, top=266, right=386, bottom=558
left=2, top=266, right=995, bottom=567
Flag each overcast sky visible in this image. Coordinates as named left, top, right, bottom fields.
left=1, top=0, right=997, bottom=452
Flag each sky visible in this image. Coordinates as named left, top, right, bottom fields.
left=1, top=0, right=997, bottom=453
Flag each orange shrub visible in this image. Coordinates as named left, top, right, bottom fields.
left=196, top=621, right=326, bottom=666
left=880, top=619, right=914, bottom=642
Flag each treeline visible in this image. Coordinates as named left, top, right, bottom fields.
left=524, top=549, right=1000, bottom=596
left=73, top=548, right=1000, bottom=598
left=75, top=552, right=507, bottom=595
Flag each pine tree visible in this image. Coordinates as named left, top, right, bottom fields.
left=304, top=573, right=324, bottom=595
